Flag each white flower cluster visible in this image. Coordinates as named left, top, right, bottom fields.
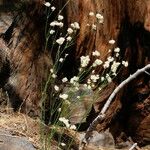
left=122, top=61, right=128, bottom=67
left=111, top=61, right=121, bottom=75
left=107, top=56, right=114, bottom=62
left=66, top=36, right=72, bottom=41
left=59, top=94, right=68, bottom=100
left=60, top=143, right=66, bottom=147
left=114, top=47, right=120, bottom=53
left=59, top=117, right=76, bottom=130
left=49, top=29, right=55, bottom=35
left=103, top=56, right=114, bottom=69
left=92, top=50, right=100, bottom=56
left=71, top=22, right=80, bottom=29
left=59, top=58, right=64, bottom=63
left=58, top=15, right=64, bottom=21
left=92, top=24, right=97, bottom=30
left=62, top=77, right=68, bottom=83
left=70, top=76, right=79, bottom=87
left=44, top=2, right=55, bottom=11
left=109, top=39, right=115, bottom=45
left=89, top=11, right=104, bottom=23
left=106, top=74, right=112, bottom=83
left=56, top=37, right=65, bottom=45
left=103, top=60, right=110, bottom=69
left=51, top=6, right=56, bottom=11
left=44, top=2, right=51, bottom=7
left=89, top=12, right=95, bottom=16
left=50, top=21, right=64, bottom=28
left=80, top=55, right=90, bottom=67
left=67, top=28, right=74, bottom=34
left=96, top=13, right=104, bottom=23
left=90, top=74, right=100, bottom=83
left=52, top=73, right=57, bottom=78
left=54, top=85, right=59, bottom=91
left=92, top=59, right=103, bottom=67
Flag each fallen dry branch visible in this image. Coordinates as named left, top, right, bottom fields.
left=82, top=64, right=150, bottom=146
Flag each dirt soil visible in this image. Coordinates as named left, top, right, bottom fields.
left=0, top=90, right=149, bottom=150
left=0, top=109, right=150, bottom=150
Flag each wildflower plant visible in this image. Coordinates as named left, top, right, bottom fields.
left=41, top=2, right=128, bottom=150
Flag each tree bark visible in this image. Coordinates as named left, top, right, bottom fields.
left=0, top=0, right=149, bottom=146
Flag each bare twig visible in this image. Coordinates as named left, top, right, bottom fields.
left=128, top=137, right=141, bottom=150
left=145, top=70, right=150, bottom=76
left=129, top=143, right=137, bottom=150
left=82, top=64, right=150, bottom=146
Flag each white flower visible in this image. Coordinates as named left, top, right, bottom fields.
left=87, top=85, right=92, bottom=89
left=109, top=39, right=115, bottom=44
left=101, top=76, right=105, bottom=81
left=83, top=84, right=87, bottom=87
left=90, top=74, right=100, bottom=82
left=77, top=96, right=80, bottom=99
left=92, top=70, right=95, bottom=73
left=87, top=79, right=91, bottom=84
left=50, top=21, right=57, bottom=27
left=59, top=58, right=64, bottom=62
left=107, top=56, right=114, bottom=63
left=50, top=69, right=54, bottom=73
left=71, top=22, right=80, bottom=29
left=62, top=77, right=68, bottom=83
left=59, top=94, right=68, bottom=100
left=56, top=22, right=63, bottom=28
left=115, top=53, right=119, bottom=57
left=67, top=28, right=73, bottom=34
left=91, top=84, right=95, bottom=88
left=52, top=74, right=57, bottom=78
left=114, top=47, right=120, bottom=53
left=106, top=74, right=112, bottom=83
left=70, top=76, right=79, bottom=84
left=51, top=6, right=56, bottom=11
left=59, top=117, right=70, bottom=128
left=65, top=54, right=68, bottom=57
left=75, top=86, right=79, bottom=90
left=74, top=22, right=80, bottom=29
left=92, top=59, right=103, bottom=67
left=50, top=21, right=63, bottom=27
left=70, top=125, right=76, bottom=130
left=58, top=15, right=64, bottom=21
left=60, top=143, right=66, bottom=146
left=92, top=24, right=97, bottom=30
left=96, top=13, right=103, bottom=19
left=54, top=85, right=59, bottom=91
left=56, top=37, right=65, bottom=45
left=103, top=61, right=110, bottom=69
left=80, top=55, right=90, bottom=67
left=58, top=108, right=61, bottom=112
left=99, top=19, right=104, bottom=24
left=92, top=50, right=100, bottom=56
left=66, top=36, right=72, bottom=41
left=96, top=13, right=104, bottom=23
left=111, top=61, right=120, bottom=73
left=89, top=12, right=95, bottom=16
left=44, top=2, right=51, bottom=7
left=108, top=49, right=112, bottom=53
left=98, top=87, right=102, bottom=91
left=49, top=30, right=55, bottom=35
left=122, top=61, right=128, bottom=67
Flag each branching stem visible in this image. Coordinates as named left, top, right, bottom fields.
left=82, top=64, right=150, bottom=145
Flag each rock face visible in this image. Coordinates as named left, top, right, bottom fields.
left=0, top=130, right=36, bottom=150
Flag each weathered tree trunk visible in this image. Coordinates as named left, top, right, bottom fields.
left=0, top=0, right=149, bottom=146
